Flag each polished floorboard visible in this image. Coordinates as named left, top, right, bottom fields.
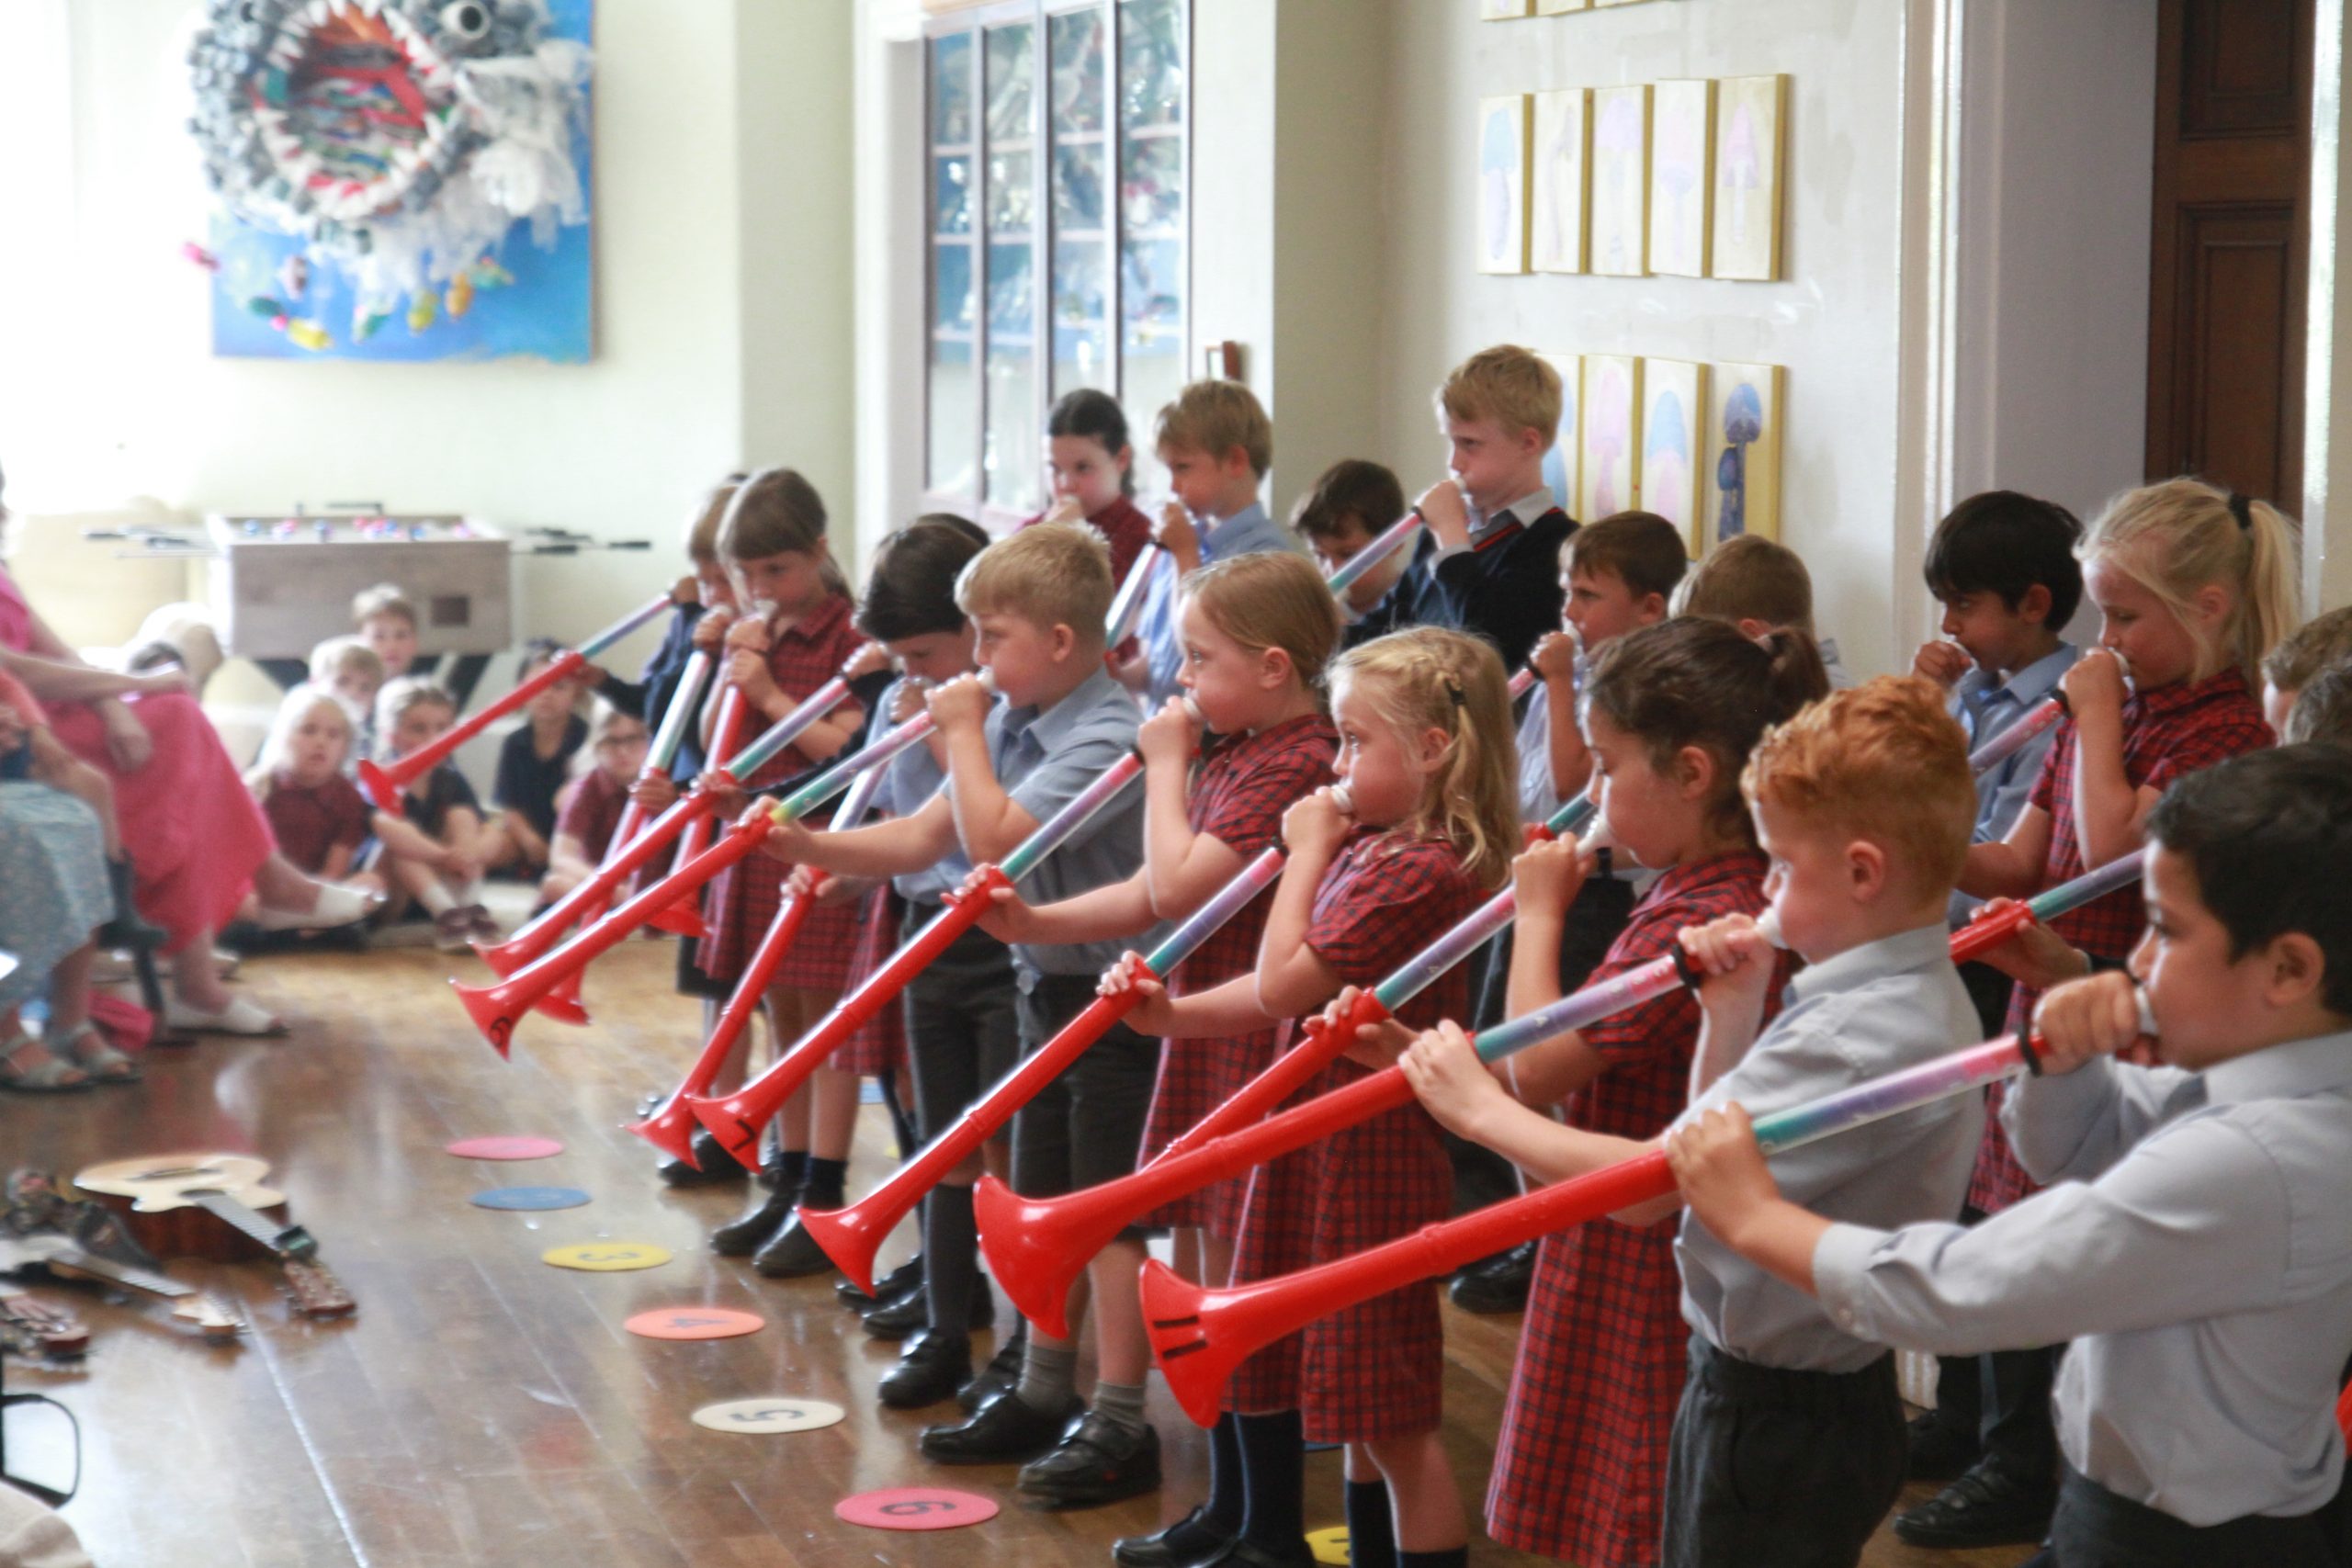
left=1, top=938, right=2033, bottom=1568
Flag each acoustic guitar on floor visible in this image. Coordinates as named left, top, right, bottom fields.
left=0, top=1234, right=243, bottom=1341
left=73, top=1155, right=356, bottom=1321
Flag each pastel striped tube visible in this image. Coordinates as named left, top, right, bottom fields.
left=1323, top=513, right=1424, bottom=594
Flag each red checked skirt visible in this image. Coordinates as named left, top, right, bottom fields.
left=828, top=883, right=909, bottom=1076
left=1487, top=1219, right=1684, bottom=1566
left=1223, top=1053, right=1452, bottom=1442
left=697, top=834, right=862, bottom=992
left=1138, top=1020, right=1288, bottom=1235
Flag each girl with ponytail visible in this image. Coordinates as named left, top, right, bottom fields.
left=1106, top=625, right=1520, bottom=1568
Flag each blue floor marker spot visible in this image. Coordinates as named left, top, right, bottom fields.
left=471, top=1186, right=592, bottom=1211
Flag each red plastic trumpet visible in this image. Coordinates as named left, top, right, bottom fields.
left=651, top=682, right=753, bottom=939
left=798, top=843, right=1290, bottom=1295
left=630, top=758, right=892, bottom=1164
left=471, top=671, right=855, bottom=976
left=455, top=802, right=786, bottom=1055
left=979, top=851, right=2144, bottom=1337
left=358, top=592, right=671, bottom=811
left=526, top=649, right=721, bottom=1025
left=1136, top=1018, right=2084, bottom=1427
left=687, top=748, right=1148, bottom=1165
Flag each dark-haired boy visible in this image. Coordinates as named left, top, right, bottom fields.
left=1291, top=458, right=1428, bottom=649
left=1902, top=489, right=2085, bottom=1545
left=1669, top=744, right=2352, bottom=1568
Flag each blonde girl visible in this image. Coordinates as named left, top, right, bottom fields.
left=1112, top=625, right=1519, bottom=1568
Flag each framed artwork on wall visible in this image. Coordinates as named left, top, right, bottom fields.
left=1647, top=79, right=1714, bottom=278
left=1579, top=355, right=1642, bottom=520
left=1711, top=73, right=1788, bottom=281
left=1535, top=0, right=1588, bottom=12
left=1481, top=0, right=1533, bottom=17
left=1589, top=85, right=1650, bottom=277
left=1476, top=94, right=1533, bottom=274
left=1639, top=357, right=1708, bottom=551
left=1706, top=361, right=1785, bottom=547
left=1531, top=89, right=1589, bottom=274
left=1540, top=353, right=1582, bottom=511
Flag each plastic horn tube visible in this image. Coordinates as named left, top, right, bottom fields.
left=473, top=672, right=857, bottom=975
left=1507, top=665, right=1539, bottom=702
left=660, top=683, right=756, bottom=921
left=1948, top=852, right=2144, bottom=966
left=1966, top=694, right=2067, bottom=777
left=979, top=794, right=1602, bottom=1334
left=799, top=842, right=1291, bottom=1295
left=452, top=707, right=946, bottom=1051
left=1139, top=1027, right=2075, bottom=1427
left=516, top=649, right=723, bottom=1020
left=1107, top=548, right=1168, bottom=647
left=358, top=591, right=673, bottom=810
left=1150, top=792, right=1598, bottom=1168
left=685, top=748, right=1148, bottom=1167
left=1322, top=513, right=1424, bottom=595
left=629, top=758, right=894, bottom=1161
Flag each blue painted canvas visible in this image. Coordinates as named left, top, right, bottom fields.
left=196, top=0, right=594, bottom=363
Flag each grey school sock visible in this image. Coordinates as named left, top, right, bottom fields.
left=1013, top=1338, right=1079, bottom=1413
left=1091, top=1379, right=1149, bottom=1439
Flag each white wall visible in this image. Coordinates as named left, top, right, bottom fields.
left=5, top=0, right=854, bottom=699
left=1951, top=0, right=2156, bottom=555
left=1374, top=0, right=1915, bottom=679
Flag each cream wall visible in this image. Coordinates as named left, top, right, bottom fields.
left=6, top=0, right=854, bottom=700
left=1374, top=0, right=1916, bottom=680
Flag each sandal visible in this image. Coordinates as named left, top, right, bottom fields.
left=251, top=881, right=381, bottom=932
left=56, top=1021, right=141, bottom=1085
left=0, top=1034, right=93, bottom=1095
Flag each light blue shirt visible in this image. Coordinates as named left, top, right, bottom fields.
left=1815, top=636, right=1857, bottom=693
left=1946, top=643, right=2080, bottom=925
left=876, top=677, right=964, bottom=907
left=1673, top=923, right=1983, bottom=1372
left=1136, top=502, right=1300, bottom=708
left=986, top=666, right=1156, bottom=985
left=1815, top=1028, right=2352, bottom=1525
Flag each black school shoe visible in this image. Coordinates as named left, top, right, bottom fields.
left=752, top=1208, right=837, bottom=1278
left=710, top=1179, right=797, bottom=1256
left=837, top=1255, right=925, bottom=1311
left=1447, top=1240, right=1535, bottom=1314
left=863, top=1279, right=994, bottom=1340
left=879, top=1329, right=972, bottom=1409
left=1893, top=1460, right=2057, bottom=1549
left=919, top=1390, right=1083, bottom=1464
left=661, top=1129, right=752, bottom=1188
left=957, top=1329, right=1027, bottom=1413
left=1018, top=1413, right=1161, bottom=1506
left=1112, top=1506, right=1232, bottom=1568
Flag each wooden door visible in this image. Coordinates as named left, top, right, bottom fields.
left=2146, top=0, right=2312, bottom=504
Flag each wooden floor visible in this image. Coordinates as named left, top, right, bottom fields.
left=2, top=938, right=2036, bottom=1568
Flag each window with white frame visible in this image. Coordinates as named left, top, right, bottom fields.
left=924, top=0, right=1188, bottom=525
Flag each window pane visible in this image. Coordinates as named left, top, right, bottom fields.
left=934, top=154, right=972, bottom=235
left=1119, top=0, right=1185, bottom=485
left=928, top=31, right=979, bottom=499
left=1054, top=140, right=1106, bottom=233
left=930, top=243, right=977, bottom=496
left=985, top=22, right=1035, bottom=145
left=987, top=148, right=1035, bottom=235
left=1049, top=8, right=1107, bottom=137
left=986, top=241, right=1041, bottom=509
left=931, top=32, right=974, bottom=146
left=1053, top=239, right=1110, bottom=399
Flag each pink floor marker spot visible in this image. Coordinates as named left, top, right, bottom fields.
left=446, top=1135, right=565, bottom=1161
left=624, top=1307, right=765, bottom=1341
left=835, top=1487, right=1000, bottom=1532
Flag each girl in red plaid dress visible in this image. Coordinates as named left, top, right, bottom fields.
left=1407, top=619, right=1825, bottom=1568
left=981, top=552, right=1339, bottom=1560
left=1025, top=388, right=1154, bottom=588
left=1961, top=479, right=2296, bottom=1214
left=1112, top=626, right=1521, bottom=1568
left=694, top=468, right=870, bottom=1269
